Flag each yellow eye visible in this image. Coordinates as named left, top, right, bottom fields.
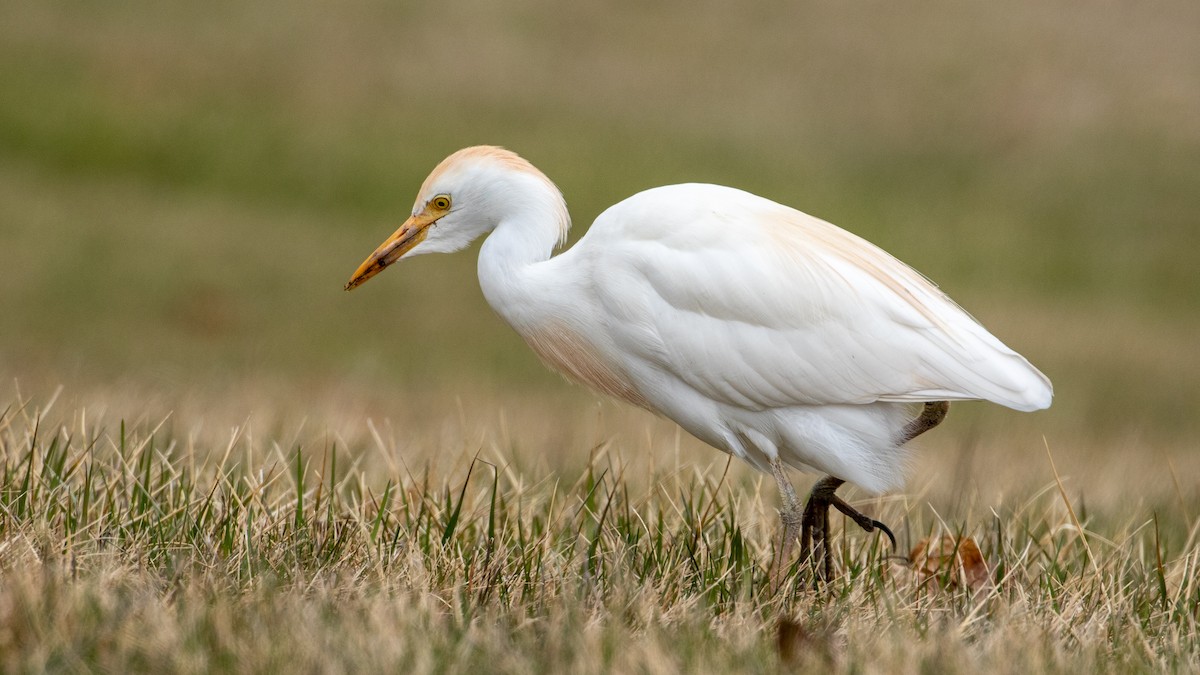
left=431, top=195, right=451, bottom=211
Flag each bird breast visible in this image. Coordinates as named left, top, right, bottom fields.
left=520, top=320, right=653, bottom=410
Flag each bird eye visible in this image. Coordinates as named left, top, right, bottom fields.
left=431, top=195, right=451, bottom=211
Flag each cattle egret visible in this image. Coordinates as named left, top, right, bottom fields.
left=346, top=146, right=1052, bottom=588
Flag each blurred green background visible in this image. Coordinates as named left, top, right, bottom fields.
left=2, top=0, right=1198, bottom=450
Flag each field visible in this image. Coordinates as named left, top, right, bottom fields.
left=2, top=1, right=1199, bottom=671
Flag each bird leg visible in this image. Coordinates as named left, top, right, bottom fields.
left=768, top=456, right=803, bottom=595
left=798, top=402, right=951, bottom=585
left=769, top=464, right=894, bottom=590
left=799, top=476, right=896, bottom=584
left=899, top=401, right=950, bottom=444
left=771, top=402, right=951, bottom=589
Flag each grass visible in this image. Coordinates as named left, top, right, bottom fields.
left=2, top=0, right=1200, bottom=670
left=1, top=387, right=1197, bottom=672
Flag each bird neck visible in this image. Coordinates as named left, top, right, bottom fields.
left=476, top=188, right=571, bottom=328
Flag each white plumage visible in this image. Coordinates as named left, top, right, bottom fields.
left=347, top=145, right=1052, bottom=584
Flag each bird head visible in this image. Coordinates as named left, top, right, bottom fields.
left=345, top=146, right=568, bottom=290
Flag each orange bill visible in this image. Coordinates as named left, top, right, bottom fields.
left=345, top=213, right=436, bottom=290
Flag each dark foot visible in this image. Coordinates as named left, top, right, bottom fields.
left=792, top=402, right=949, bottom=586
left=799, top=475, right=895, bottom=585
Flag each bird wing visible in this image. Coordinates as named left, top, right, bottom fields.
left=581, top=184, right=1052, bottom=412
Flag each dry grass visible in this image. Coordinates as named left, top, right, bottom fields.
left=1, top=385, right=1196, bottom=672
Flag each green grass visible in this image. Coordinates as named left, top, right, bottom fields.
left=2, top=0, right=1200, bottom=670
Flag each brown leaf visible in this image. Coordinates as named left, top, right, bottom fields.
left=776, top=618, right=835, bottom=669
left=907, top=535, right=991, bottom=592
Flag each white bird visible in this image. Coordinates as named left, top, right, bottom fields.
left=346, top=146, right=1052, bottom=587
